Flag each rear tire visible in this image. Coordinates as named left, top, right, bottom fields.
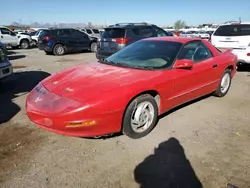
left=53, top=44, right=65, bottom=56
left=122, top=94, right=158, bottom=139
left=214, top=69, right=232, bottom=97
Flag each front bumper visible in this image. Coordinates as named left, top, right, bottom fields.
left=26, top=86, right=123, bottom=137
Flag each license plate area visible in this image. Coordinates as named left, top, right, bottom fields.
left=103, top=42, right=109, bottom=48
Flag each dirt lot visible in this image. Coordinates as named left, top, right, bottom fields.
left=0, top=48, right=250, bottom=188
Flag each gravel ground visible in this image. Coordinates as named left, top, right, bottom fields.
left=0, top=48, right=249, bottom=188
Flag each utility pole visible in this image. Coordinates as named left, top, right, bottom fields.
left=239, top=17, right=241, bottom=23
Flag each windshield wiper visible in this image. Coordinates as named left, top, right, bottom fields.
left=98, top=59, right=154, bottom=70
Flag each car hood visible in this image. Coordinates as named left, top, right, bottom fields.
left=42, top=62, right=162, bottom=102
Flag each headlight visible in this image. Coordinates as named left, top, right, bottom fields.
left=27, top=83, right=82, bottom=114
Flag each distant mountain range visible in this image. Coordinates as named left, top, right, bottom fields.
left=9, top=21, right=105, bottom=28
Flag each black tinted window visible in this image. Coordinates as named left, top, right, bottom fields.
left=86, top=29, right=92, bottom=34
left=1, top=28, right=11, bottom=35
left=105, top=40, right=182, bottom=69
left=102, top=28, right=125, bottom=38
left=140, top=27, right=154, bottom=37
left=40, top=30, right=57, bottom=36
left=214, top=24, right=250, bottom=36
left=58, top=29, right=71, bottom=36
left=154, top=27, right=169, bottom=37
left=92, top=29, right=100, bottom=34
left=71, top=29, right=88, bottom=37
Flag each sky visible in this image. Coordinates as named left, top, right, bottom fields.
left=1, top=0, right=250, bottom=26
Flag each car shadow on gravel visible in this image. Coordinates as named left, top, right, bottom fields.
left=7, top=55, right=26, bottom=61
left=134, top=137, right=203, bottom=188
left=0, top=70, right=50, bottom=124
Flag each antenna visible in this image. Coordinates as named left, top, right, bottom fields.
left=239, top=17, right=241, bottom=23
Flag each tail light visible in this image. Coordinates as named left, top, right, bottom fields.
left=247, top=53, right=250, bottom=56
left=115, top=38, right=130, bottom=44
left=43, top=36, right=51, bottom=40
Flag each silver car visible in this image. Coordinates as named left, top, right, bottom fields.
left=0, top=43, right=12, bottom=80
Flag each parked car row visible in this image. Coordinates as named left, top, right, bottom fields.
left=0, top=26, right=34, bottom=49
left=180, top=30, right=211, bottom=39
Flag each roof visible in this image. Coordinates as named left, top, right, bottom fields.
left=220, top=22, right=250, bottom=26
left=105, top=22, right=155, bottom=29
left=143, top=37, right=202, bottom=43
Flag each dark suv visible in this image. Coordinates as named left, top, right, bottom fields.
left=96, top=22, right=171, bottom=60
left=38, top=28, right=98, bottom=55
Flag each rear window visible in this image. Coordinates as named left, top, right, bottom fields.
left=102, top=28, right=125, bottom=38
left=213, top=24, right=250, bottom=36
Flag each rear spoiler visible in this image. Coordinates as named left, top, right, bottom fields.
left=223, top=49, right=233, bottom=53
left=219, top=48, right=233, bottom=53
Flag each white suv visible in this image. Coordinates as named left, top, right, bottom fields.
left=211, top=22, right=250, bottom=65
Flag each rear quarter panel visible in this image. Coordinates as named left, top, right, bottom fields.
left=204, top=40, right=237, bottom=78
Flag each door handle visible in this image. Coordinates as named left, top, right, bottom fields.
left=213, top=64, right=218, bottom=68
left=1, top=36, right=3, bottom=38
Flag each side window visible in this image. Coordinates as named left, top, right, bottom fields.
left=193, top=44, right=212, bottom=62
left=140, top=27, right=154, bottom=37
left=86, top=29, right=92, bottom=34
left=178, top=42, right=200, bottom=60
left=58, top=29, right=71, bottom=36
left=178, top=41, right=213, bottom=62
left=1, top=28, right=11, bottom=35
left=131, top=28, right=140, bottom=36
left=71, top=29, right=88, bottom=38
left=154, top=27, right=168, bottom=37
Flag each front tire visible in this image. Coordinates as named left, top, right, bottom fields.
left=214, top=69, right=232, bottom=97
left=122, top=94, right=158, bottom=139
left=53, top=44, right=65, bottom=56
left=20, top=40, right=30, bottom=49
left=90, top=42, right=97, bottom=52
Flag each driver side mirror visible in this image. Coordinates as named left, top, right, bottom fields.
left=174, top=59, right=193, bottom=69
left=11, top=32, right=16, bottom=36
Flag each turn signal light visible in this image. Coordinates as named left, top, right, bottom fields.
left=66, top=120, right=97, bottom=128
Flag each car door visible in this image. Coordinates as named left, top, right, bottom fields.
left=70, top=29, right=90, bottom=50
left=0, top=28, right=18, bottom=45
left=56, top=29, right=76, bottom=51
left=170, top=40, right=217, bottom=107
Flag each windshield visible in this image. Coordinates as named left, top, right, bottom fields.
left=214, top=24, right=250, bottom=36
left=102, top=28, right=125, bottom=38
left=92, top=29, right=100, bottom=34
left=102, top=40, right=183, bottom=70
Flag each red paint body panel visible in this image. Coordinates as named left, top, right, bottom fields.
left=26, top=38, right=237, bottom=137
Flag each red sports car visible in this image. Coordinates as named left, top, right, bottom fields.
left=26, top=37, right=237, bottom=139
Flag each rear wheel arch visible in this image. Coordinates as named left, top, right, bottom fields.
left=52, top=42, right=66, bottom=49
